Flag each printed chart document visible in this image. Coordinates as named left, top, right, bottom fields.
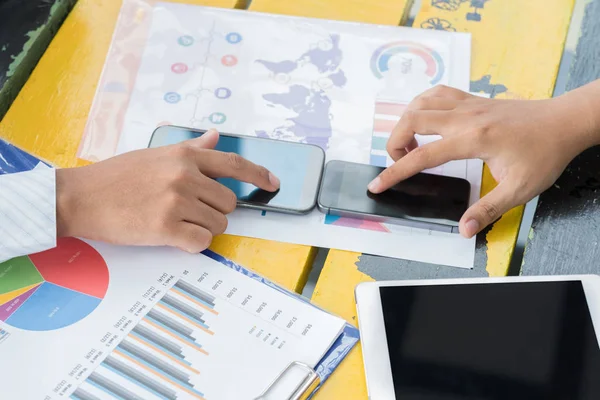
left=0, top=238, right=346, bottom=399
left=80, top=1, right=478, bottom=268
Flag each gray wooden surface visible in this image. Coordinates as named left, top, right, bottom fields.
left=521, top=0, right=600, bottom=276
left=356, top=232, right=490, bottom=280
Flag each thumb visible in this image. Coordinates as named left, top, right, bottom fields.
left=186, top=129, right=219, bottom=150
left=459, top=181, right=519, bottom=238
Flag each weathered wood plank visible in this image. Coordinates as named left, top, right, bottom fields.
left=522, top=0, right=600, bottom=276
left=250, top=0, right=412, bottom=25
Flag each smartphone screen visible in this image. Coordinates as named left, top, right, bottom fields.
left=318, top=160, right=471, bottom=231
left=148, top=126, right=325, bottom=213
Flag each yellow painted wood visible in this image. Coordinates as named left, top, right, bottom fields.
left=414, top=0, right=574, bottom=276
left=481, top=165, right=523, bottom=277
left=250, top=0, right=413, bottom=25
left=314, top=1, right=574, bottom=397
left=0, top=0, right=314, bottom=293
left=312, top=251, right=369, bottom=325
left=415, top=0, right=574, bottom=101
left=311, top=251, right=371, bottom=399
left=210, top=236, right=317, bottom=293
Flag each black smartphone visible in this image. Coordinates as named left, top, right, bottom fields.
left=317, top=160, right=471, bottom=233
left=148, top=125, right=325, bottom=214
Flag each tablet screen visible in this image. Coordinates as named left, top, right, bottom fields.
left=380, top=281, right=600, bottom=399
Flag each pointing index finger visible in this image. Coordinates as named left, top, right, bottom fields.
left=195, top=150, right=280, bottom=192
left=369, top=136, right=470, bottom=194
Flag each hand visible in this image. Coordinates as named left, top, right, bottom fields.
left=367, top=83, right=600, bottom=238
left=56, top=129, right=279, bottom=252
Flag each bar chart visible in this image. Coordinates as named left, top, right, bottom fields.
left=59, top=252, right=346, bottom=400
left=71, top=279, right=217, bottom=400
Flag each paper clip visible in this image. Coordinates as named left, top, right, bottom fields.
left=254, top=361, right=320, bottom=400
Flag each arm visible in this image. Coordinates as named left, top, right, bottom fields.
left=1, top=129, right=279, bottom=262
left=55, top=129, right=279, bottom=252
left=0, top=166, right=57, bottom=263
left=368, top=79, right=600, bottom=238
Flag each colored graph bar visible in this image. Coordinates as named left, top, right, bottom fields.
left=133, top=325, right=184, bottom=358
left=87, top=370, right=146, bottom=400
left=375, top=101, right=407, bottom=115
left=174, top=281, right=215, bottom=307
left=99, top=365, right=171, bottom=400
left=129, top=333, right=199, bottom=374
left=143, top=319, right=207, bottom=354
left=156, top=303, right=214, bottom=336
left=104, top=355, right=178, bottom=400
left=370, top=136, right=388, bottom=152
left=171, top=288, right=219, bottom=316
left=370, top=100, right=407, bottom=169
left=116, top=348, right=197, bottom=396
left=115, top=350, right=205, bottom=400
left=119, top=339, right=192, bottom=384
left=161, top=294, right=205, bottom=324
left=370, top=154, right=388, bottom=167
left=372, top=118, right=396, bottom=133
left=70, top=386, right=101, bottom=400
left=147, top=309, right=195, bottom=339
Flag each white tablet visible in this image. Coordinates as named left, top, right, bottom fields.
left=355, top=275, right=600, bottom=400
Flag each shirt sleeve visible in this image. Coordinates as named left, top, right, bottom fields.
left=0, top=166, right=57, bottom=263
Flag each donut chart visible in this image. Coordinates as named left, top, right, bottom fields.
left=370, top=41, right=445, bottom=85
left=0, top=238, right=109, bottom=331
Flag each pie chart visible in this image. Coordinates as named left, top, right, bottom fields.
left=0, top=238, right=109, bottom=331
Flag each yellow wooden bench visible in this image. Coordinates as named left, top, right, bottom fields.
left=0, top=0, right=574, bottom=398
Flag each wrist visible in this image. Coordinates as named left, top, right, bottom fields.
left=584, top=86, right=600, bottom=146
left=56, top=168, right=82, bottom=238
left=557, top=80, right=600, bottom=149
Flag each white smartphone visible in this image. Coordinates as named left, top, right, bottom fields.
left=355, top=275, right=600, bottom=400
left=148, top=125, right=325, bottom=214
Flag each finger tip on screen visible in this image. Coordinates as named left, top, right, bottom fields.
left=268, top=172, right=280, bottom=190
left=367, top=177, right=382, bottom=193
left=206, top=128, right=219, bottom=137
